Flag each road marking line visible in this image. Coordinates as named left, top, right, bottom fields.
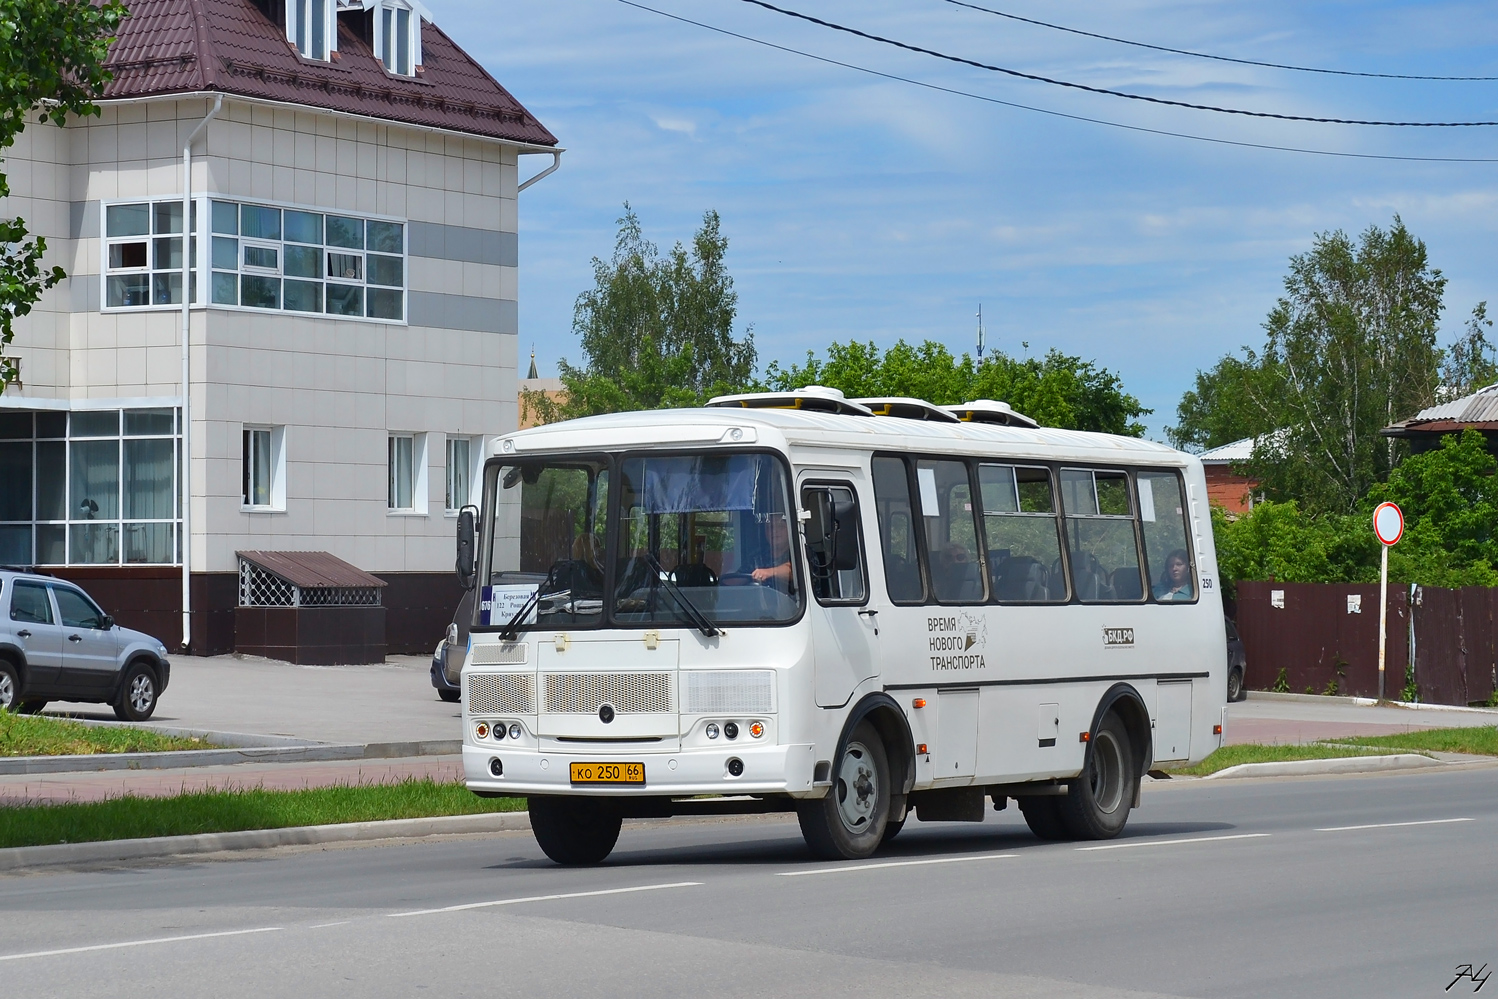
left=386, top=881, right=704, bottom=918
left=1076, top=833, right=1270, bottom=852
left=0, top=927, right=282, bottom=963
left=776, top=853, right=1019, bottom=877
left=308, top=921, right=351, bottom=929
left=1315, top=817, right=1474, bottom=832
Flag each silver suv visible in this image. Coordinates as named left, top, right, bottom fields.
left=0, top=568, right=171, bottom=721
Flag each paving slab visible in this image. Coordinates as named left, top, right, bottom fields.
left=1226, top=692, right=1496, bottom=745
left=36, top=653, right=459, bottom=746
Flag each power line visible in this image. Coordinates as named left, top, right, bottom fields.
left=736, top=0, right=1498, bottom=126
left=612, top=0, right=1498, bottom=162
left=942, top=0, right=1498, bottom=82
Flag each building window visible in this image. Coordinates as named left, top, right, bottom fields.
left=445, top=436, right=476, bottom=512
left=211, top=200, right=405, bottom=322
left=0, top=408, right=182, bottom=566
left=288, top=0, right=333, bottom=60
left=377, top=0, right=421, bottom=76
left=242, top=426, right=286, bottom=511
left=389, top=433, right=427, bottom=513
left=104, top=202, right=197, bottom=308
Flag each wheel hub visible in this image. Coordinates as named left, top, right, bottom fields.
left=0, top=673, right=12, bottom=709
left=835, top=741, right=878, bottom=832
left=129, top=675, right=154, bottom=713
left=1089, top=730, right=1125, bottom=814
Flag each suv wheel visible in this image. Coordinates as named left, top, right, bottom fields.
left=114, top=661, right=159, bottom=721
left=0, top=662, right=18, bottom=712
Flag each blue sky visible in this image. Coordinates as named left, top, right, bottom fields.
left=443, top=0, right=1498, bottom=439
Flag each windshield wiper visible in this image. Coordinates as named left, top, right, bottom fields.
left=498, top=565, right=561, bottom=641
left=644, top=554, right=720, bottom=638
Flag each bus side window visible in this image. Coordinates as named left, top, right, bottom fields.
left=872, top=456, right=924, bottom=604
left=802, top=483, right=867, bottom=604
left=978, top=464, right=1067, bottom=603
left=1060, top=468, right=1145, bottom=603
left=915, top=458, right=986, bottom=604
left=1137, top=469, right=1197, bottom=602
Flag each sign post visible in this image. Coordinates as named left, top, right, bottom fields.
left=1372, top=501, right=1405, bottom=701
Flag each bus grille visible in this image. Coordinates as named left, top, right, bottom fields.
left=682, top=670, right=774, bottom=714
left=470, top=642, right=527, bottom=666
left=544, top=673, right=674, bottom=714
left=469, top=673, right=535, bottom=714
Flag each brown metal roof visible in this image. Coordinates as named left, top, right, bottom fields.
left=102, top=0, right=557, bottom=146
left=238, top=550, right=387, bottom=589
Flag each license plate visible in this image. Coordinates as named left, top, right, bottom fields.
left=569, top=761, right=645, bottom=785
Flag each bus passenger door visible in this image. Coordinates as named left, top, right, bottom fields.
left=801, top=481, right=881, bottom=707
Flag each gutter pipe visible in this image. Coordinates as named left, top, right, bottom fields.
left=180, top=93, right=222, bottom=653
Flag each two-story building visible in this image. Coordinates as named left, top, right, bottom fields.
left=0, top=0, right=558, bottom=655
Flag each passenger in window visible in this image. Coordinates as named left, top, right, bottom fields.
left=1153, top=549, right=1194, bottom=601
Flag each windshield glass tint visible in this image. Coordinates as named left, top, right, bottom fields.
left=614, top=453, right=800, bottom=626
left=483, top=460, right=609, bottom=629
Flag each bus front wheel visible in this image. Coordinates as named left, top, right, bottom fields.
left=1058, top=713, right=1136, bottom=840
left=797, top=721, right=890, bottom=860
left=528, top=796, right=622, bottom=865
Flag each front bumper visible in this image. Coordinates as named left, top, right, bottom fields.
left=430, top=655, right=459, bottom=693
left=463, top=742, right=817, bottom=798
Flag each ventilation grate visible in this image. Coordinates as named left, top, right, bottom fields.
left=468, top=673, right=536, bottom=714
left=544, top=673, right=674, bottom=714
left=682, top=670, right=775, bottom=714
left=471, top=643, right=528, bottom=666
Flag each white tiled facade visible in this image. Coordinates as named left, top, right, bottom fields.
left=2, top=95, right=522, bottom=575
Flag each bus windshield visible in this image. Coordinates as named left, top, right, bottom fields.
left=479, top=451, right=801, bottom=631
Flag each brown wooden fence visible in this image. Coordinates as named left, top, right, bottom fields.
left=1237, top=580, right=1498, bottom=706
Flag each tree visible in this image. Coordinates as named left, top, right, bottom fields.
left=1170, top=217, right=1448, bottom=512
left=525, top=205, right=756, bottom=423
left=764, top=340, right=1149, bottom=436
left=0, top=0, right=125, bottom=391
left=1440, top=302, right=1498, bottom=401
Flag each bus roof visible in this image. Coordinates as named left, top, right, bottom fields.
left=497, top=405, right=1186, bottom=466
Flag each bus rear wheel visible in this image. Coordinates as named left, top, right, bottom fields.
left=528, top=796, right=622, bottom=865
left=1058, top=713, right=1136, bottom=840
left=1018, top=795, right=1070, bottom=840
left=797, top=721, right=890, bottom=860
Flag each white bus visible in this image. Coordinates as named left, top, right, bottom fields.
left=454, top=388, right=1226, bottom=864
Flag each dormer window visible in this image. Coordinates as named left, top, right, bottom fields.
left=375, top=0, right=424, bottom=76
left=288, top=0, right=334, bottom=60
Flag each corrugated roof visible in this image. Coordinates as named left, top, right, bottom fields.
left=1396, top=384, right=1498, bottom=427
left=101, top=0, right=556, bottom=146
left=238, top=550, right=387, bottom=589
left=1198, top=437, right=1255, bottom=463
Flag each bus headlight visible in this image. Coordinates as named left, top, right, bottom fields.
left=509, top=723, right=522, bottom=740
left=705, top=723, right=720, bottom=740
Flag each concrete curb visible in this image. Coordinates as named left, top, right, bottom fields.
left=1245, top=691, right=1498, bottom=715
left=0, top=740, right=463, bottom=776
left=1204, top=753, right=1444, bottom=780
left=0, top=811, right=532, bottom=871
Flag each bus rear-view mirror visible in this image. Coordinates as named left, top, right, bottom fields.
left=455, top=505, right=477, bottom=590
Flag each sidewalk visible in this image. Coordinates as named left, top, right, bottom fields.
left=1226, top=692, right=1497, bottom=745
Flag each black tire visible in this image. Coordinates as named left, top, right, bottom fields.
left=0, top=661, right=18, bottom=712
left=17, top=700, right=47, bottom=715
left=880, top=816, right=906, bottom=845
left=113, top=661, right=159, bottom=722
left=1058, top=713, right=1136, bottom=840
left=1018, top=795, right=1070, bottom=840
left=796, top=721, right=890, bottom=860
left=438, top=688, right=461, bottom=703
left=1227, top=668, right=1245, bottom=703
left=528, top=796, right=623, bottom=865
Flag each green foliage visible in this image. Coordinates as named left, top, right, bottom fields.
left=0, top=779, right=525, bottom=850
left=1440, top=302, right=1498, bottom=402
left=0, top=0, right=125, bottom=391
left=764, top=340, right=1149, bottom=436
left=1165, top=742, right=1388, bottom=776
left=526, top=205, right=756, bottom=422
left=1171, top=217, right=1452, bottom=513
left=0, top=711, right=209, bottom=756
left=1213, top=430, right=1498, bottom=589
left=1333, top=725, right=1498, bottom=756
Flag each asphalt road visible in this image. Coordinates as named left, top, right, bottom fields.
left=3, top=766, right=1496, bottom=999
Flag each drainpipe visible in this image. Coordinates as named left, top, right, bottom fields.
left=180, top=94, right=222, bottom=653
left=517, top=150, right=562, bottom=192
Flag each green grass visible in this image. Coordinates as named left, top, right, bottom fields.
left=0, top=778, right=526, bottom=850
left=0, top=712, right=211, bottom=757
left=1330, top=725, right=1498, bottom=756
left=1165, top=743, right=1394, bottom=777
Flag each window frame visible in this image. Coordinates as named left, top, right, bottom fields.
left=444, top=435, right=481, bottom=515
left=287, top=0, right=335, bottom=61
left=241, top=425, right=287, bottom=513
left=1135, top=467, right=1200, bottom=605
left=388, top=432, right=428, bottom=515
left=101, top=199, right=202, bottom=311
left=1057, top=465, right=1149, bottom=605
left=873, top=452, right=991, bottom=607
left=871, top=453, right=927, bottom=606
left=975, top=461, right=1070, bottom=605
left=800, top=479, right=870, bottom=608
